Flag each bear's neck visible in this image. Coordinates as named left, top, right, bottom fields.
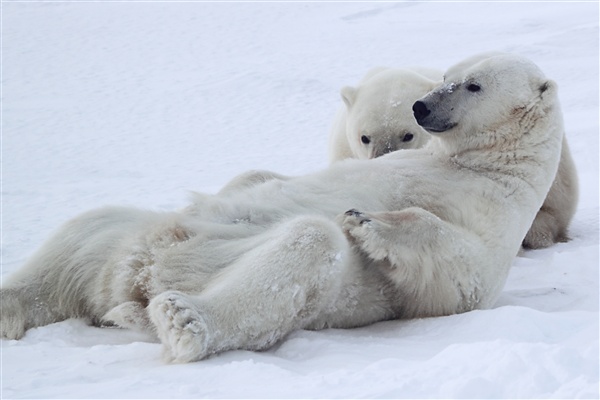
left=430, top=120, right=562, bottom=209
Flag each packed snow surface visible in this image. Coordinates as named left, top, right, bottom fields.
left=2, top=2, right=598, bottom=398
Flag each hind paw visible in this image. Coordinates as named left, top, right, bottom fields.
left=1, top=288, right=31, bottom=340
left=1, top=318, right=26, bottom=340
left=148, top=291, right=210, bottom=363
left=102, top=301, right=152, bottom=332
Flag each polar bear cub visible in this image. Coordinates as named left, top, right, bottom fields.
left=330, top=57, right=578, bottom=249
left=328, top=67, right=440, bottom=162
left=1, top=54, right=565, bottom=364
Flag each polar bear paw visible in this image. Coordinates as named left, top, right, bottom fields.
left=0, top=294, right=27, bottom=340
left=102, top=301, right=152, bottom=332
left=340, top=209, right=390, bottom=261
left=148, top=291, right=210, bottom=363
left=521, top=209, right=567, bottom=249
left=341, top=209, right=371, bottom=240
left=344, top=208, right=373, bottom=225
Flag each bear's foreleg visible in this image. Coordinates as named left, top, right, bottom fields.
left=340, top=207, right=488, bottom=317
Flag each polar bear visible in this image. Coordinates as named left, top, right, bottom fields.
left=328, top=67, right=440, bottom=162
left=330, top=57, right=578, bottom=249
left=418, top=52, right=578, bottom=249
left=1, top=54, right=564, bottom=364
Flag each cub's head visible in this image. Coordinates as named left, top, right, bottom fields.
left=412, top=53, right=558, bottom=151
left=341, top=68, right=439, bottom=159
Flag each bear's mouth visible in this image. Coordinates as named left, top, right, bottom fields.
left=420, top=122, right=457, bottom=133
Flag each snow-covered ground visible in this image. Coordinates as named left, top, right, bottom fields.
left=2, top=2, right=598, bottom=398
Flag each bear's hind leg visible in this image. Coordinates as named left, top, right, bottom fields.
left=147, top=291, right=210, bottom=362
left=148, top=216, right=349, bottom=362
left=0, top=285, right=64, bottom=340
left=1, top=206, right=165, bottom=339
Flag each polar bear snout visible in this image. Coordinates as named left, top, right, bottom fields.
left=412, top=100, right=431, bottom=123
left=413, top=99, right=456, bottom=133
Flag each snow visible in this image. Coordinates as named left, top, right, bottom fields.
left=2, top=2, right=598, bottom=398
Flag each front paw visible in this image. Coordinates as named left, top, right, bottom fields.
left=339, top=210, right=379, bottom=254
left=341, top=209, right=370, bottom=238
left=343, top=209, right=372, bottom=225
left=340, top=209, right=394, bottom=262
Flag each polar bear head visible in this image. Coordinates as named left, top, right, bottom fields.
left=341, top=68, right=440, bottom=159
left=412, top=53, right=559, bottom=154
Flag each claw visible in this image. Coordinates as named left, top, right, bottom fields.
left=345, top=209, right=362, bottom=217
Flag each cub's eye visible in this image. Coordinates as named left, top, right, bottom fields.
left=361, top=135, right=371, bottom=144
left=467, top=83, right=481, bottom=92
left=403, top=133, right=414, bottom=142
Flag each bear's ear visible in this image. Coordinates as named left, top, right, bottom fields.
left=539, top=79, right=557, bottom=97
left=340, top=86, right=357, bottom=109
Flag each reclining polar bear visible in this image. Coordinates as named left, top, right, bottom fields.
left=1, top=54, right=564, bottom=363
left=329, top=58, right=578, bottom=249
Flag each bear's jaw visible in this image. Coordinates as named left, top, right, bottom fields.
left=421, top=123, right=457, bottom=134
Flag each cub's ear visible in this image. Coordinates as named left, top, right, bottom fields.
left=340, top=86, right=357, bottom=109
left=539, top=79, right=557, bottom=97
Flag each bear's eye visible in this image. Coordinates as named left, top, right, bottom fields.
left=361, top=135, right=371, bottom=144
left=467, top=83, right=481, bottom=92
left=403, top=133, right=414, bottom=142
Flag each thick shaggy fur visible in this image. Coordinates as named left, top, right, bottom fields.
left=1, top=54, right=564, bottom=363
left=328, top=55, right=578, bottom=249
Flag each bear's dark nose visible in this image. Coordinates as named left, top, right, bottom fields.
left=412, top=101, right=430, bottom=123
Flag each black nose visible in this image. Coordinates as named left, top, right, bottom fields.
left=412, top=101, right=430, bottom=123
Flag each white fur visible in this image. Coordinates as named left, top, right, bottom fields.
left=523, top=137, right=578, bottom=248
left=328, top=67, right=441, bottom=162
left=1, top=54, right=564, bottom=363
left=329, top=57, right=577, bottom=249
